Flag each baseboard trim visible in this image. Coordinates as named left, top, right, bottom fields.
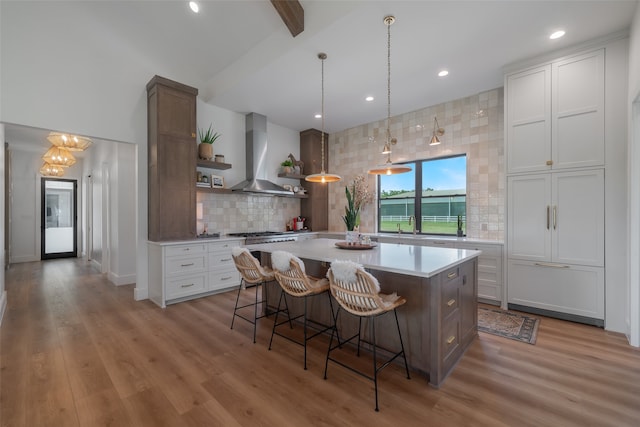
left=0, top=290, right=7, bottom=327
left=107, top=272, right=136, bottom=286
left=134, top=287, right=148, bottom=301
left=508, top=303, right=605, bottom=327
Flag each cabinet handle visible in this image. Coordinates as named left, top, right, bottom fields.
left=181, top=283, right=195, bottom=288
left=447, top=271, right=457, bottom=279
left=534, top=262, right=570, bottom=268
left=434, top=242, right=446, bottom=245
left=447, top=299, right=456, bottom=307
left=546, top=160, right=553, bottom=166
left=446, top=336, right=456, bottom=345
left=546, top=206, right=550, bottom=230
left=191, top=132, right=196, bottom=138
left=220, top=258, right=231, bottom=262
left=221, top=276, right=232, bottom=280
left=181, top=262, right=195, bottom=267
left=553, top=206, right=557, bottom=230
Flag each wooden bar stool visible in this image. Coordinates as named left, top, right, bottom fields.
left=269, top=250, right=339, bottom=370
left=325, top=260, right=410, bottom=411
left=231, top=247, right=290, bottom=343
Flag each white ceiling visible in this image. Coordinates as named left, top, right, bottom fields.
left=3, top=0, right=637, bottom=147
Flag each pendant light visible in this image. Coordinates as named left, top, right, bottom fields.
left=368, top=15, right=411, bottom=176
left=47, top=132, right=92, bottom=151
left=42, top=146, right=76, bottom=167
left=306, top=52, right=341, bottom=183
left=39, top=162, right=65, bottom=177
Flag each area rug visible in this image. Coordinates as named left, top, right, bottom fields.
left=478, top=307, right=540, bottom=344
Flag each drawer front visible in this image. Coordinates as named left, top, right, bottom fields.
left=442, top=266, right=461, bottom=286
left=456, top=243, right=502, bottom=257
left=208, top=240, right=241, bottom=253
left=165, top=244, right=207, bottom=257
left=441, top=314, right=460, bottom=363
left=209, top=252, right=235, bottom=269
left=425, top=240, right=456, bottom=248
left=166, top=254, right=207, bottom=275
left=478, top=283, right=501, bottom=300
left=210, top=268, right=241, bottom=291
left=166, top=273, right=207, bottom=300
left=441, top=279, right=460, bottom=318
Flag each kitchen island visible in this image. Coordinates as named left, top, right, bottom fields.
left=246, top=238, right=481, bottom=387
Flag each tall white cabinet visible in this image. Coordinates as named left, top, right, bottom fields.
left=505, top=48, right=606, bottom=326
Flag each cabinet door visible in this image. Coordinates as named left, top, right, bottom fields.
left=506, top=65, right=551, bottom=173
left=552, top=169, right=604, bottom=266
left=552, top=49, right=604, bottom=169
left=507, top=174, right=551, bottom=261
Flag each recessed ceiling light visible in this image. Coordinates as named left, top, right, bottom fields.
left=550, top=30, right=565, bottom=40
left=438, top=70, right=449, bottom=77
left=315, top=114, right=322, bottom=119
left=189, top=2, right=199, bottom=13
left=365, top=96, right=374, bottom=102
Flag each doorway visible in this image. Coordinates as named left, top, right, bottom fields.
left=41, top=178, right=77, bottom=259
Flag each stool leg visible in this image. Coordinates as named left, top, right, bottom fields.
left=324, top=306, right=340, bottom=380
left=303, top=296, right=308, bottom=370
left=230, top=279, right=244, bottom=330
left=357, top=317, right=363, bottom=357
left=253, top=281, right=260, bottom=343
left=268, top=289, right=285, bottom=350
left=394, top=308, right=411, bottom=380
left=283, top=290, right=293, bottom=329
left=372, top=316, right=379, bottom=412
left=327, top=293, right=341, bottom=346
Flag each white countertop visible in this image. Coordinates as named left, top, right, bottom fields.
left=246, top=238, right=481, bottom=279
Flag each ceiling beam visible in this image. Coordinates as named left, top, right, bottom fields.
left=270, top=0, right=304, bottom=37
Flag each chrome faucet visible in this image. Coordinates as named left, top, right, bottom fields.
left=409, top=215, right=417, bottom=234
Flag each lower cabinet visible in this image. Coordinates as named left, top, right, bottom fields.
left=456, top=242, right=503, bottom=305
left=507, top=259, right=604, bottom=324
left=149, top=238, right=243, bottom=308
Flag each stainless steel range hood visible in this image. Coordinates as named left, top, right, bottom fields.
left=230, top=113, right=291, bottom=196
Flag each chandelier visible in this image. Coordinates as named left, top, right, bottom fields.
left=39, top=162, right=65, bottom=177
left=42, top=146, right=76, bottom=167
left=47, top=132, right=92, bottom=151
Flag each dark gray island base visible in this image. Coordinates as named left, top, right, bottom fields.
left=248, top=239, right=479, bottom=387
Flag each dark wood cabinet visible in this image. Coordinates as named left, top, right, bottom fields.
left=299, top=129, right=328, bottom=231
left=147, top=76, right=198, bottom=241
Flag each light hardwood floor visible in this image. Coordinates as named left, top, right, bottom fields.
left=1, top=258, right=639, bottom=426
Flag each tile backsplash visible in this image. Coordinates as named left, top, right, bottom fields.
left=197, top=193, right=300, bottom=235
left=327, top=87, right=504, bottom=241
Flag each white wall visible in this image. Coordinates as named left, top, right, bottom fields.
left=627, top=2, right=640, bottom=346
left=0, top=124, right=6, bottom=326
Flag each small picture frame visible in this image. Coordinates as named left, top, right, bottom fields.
left=211, top=174, right=224, bottom=188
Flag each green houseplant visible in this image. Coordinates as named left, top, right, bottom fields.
left=197, top=124, right=221, bottom=160
left=342, top=185, right=360, bottom=232
left=281, top=159, right=294, bottom=174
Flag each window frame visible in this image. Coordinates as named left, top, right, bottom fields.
left=376, top=154, right=467, bottom=236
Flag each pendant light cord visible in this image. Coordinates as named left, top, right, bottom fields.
left=321, top=54, right=326, bottom=173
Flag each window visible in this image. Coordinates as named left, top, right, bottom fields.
left=378, top=155, right=466, bottom=235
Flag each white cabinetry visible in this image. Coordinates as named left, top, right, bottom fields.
left=506, top=49, right=604, bottom=174
left=505, top=47, right=606, bottom=325
left=149, top=238, right=243, bottom=308
left=457, top=242, right=503, bottom=305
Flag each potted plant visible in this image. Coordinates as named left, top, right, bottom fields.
left=198, top=124, right=221, bottom=160
left=342, top=186, right=360, bottom=242
left=457, top=215, right=464, bottom=237
left=281, top=159, right=294, bottom=174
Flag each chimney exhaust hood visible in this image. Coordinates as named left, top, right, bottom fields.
left=230, top=113, right=292, bottom=196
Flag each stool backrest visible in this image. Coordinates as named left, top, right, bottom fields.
left=327, top=262, right=387, bottom=316
left=232, top=248, right=271, bottom=284
left=271, top=251, right=315, bottom=297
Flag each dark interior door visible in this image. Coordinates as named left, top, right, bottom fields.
left=41, top=178, right=77, bottom=260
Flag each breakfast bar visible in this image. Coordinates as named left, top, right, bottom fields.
left=246, top=238, right=481, bottom=387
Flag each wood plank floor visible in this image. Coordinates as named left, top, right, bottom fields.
left=1, top=258, right=639, bottom=426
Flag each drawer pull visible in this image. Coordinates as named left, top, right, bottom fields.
left=180, top=262, right=195, bottom=267
left=534, top=262, right=570, bottom=268
left=447, top=271, right=457, bottom=279
left=183, top=248, right=190, bottom=251
left=447, top=299, right=456, bottom=307
left=181, top=283, right=195, bottom=288
left=221, top=276, right=232, bottom=280
left=434, top=242, right=446, bottom=245
left=446, top=336, right=456, bottom=345
left=220, top=258, right=232, bottom=262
